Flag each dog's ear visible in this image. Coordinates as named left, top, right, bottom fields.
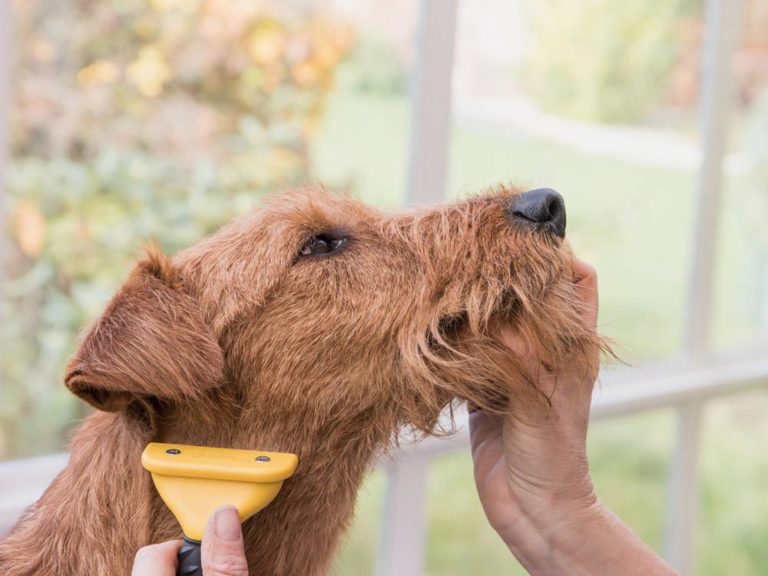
left=65, top=248, right=225, bottom=413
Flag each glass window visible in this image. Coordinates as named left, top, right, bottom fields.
left=311, top=1, right=416, bottom=207
left=589, top=411, right=674, bottom=552
left=3, top=0, right=767, bottom=573
left=697, top=390, right=768, bottom=575
left=333, top=470, right=386, bottom=575
left=712, top=0, right=768, bottom=354
left=425, top=451, right=525, bottom=575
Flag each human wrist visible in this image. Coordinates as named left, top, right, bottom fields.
left=495, top=494, right=607, bottom=575
left=499, top=498, right=678, bottom=576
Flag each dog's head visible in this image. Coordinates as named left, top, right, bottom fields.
left=65, top=188, right=599, bottom=440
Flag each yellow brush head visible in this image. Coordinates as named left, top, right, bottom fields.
left=142, top=443, right=299, bottom=540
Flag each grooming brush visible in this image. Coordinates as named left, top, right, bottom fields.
left=142, top=442, right=298, bottom=576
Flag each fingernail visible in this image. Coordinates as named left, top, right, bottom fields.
left=214, top=506, right=242, bottom=542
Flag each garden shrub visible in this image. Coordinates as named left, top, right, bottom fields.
left=1, top=0, right=354, bottom=458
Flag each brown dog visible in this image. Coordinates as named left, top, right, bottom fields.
left=0, top=187, right=599, bottom=575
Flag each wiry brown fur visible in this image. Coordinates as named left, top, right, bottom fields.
left=0, top=187, right=603, bottom=575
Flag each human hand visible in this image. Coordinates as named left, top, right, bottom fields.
left=470, top=258, right=600, bottom=561
left=131, top=506, right=249, bottom=576
left=471, top=259, right=676, bottom=575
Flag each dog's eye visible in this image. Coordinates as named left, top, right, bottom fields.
left=298, top=233, right=349, bottom=258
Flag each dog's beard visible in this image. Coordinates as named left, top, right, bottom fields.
left=396, top=273, right=605, bottom=435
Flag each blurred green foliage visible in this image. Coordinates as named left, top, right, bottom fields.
left=2, top=0, right=354, bottom=458
left=342, top=37, right=408, bottom=96
left=521, top=0, right=687, bottom=123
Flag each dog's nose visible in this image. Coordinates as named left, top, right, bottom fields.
left=507, top=188, right=566, bottom=238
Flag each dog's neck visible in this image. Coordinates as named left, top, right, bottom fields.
left=0, top=412, right=156, bottom=575
left=153, top=394, right=393, bottom=576
left=0, top=398, right=393, bottom=576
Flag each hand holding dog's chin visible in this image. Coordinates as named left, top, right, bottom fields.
left=468, top=342, right=603, bottom=574
left=471, top=259, right=677, bottom=575
left=480, top=257, right=600, bottom=528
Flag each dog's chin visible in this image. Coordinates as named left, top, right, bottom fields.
left=435, top=311, right=469, bottom=342
left=432, top=289, right=522, bottom=347
left=496, top=286, right=524, bottom=318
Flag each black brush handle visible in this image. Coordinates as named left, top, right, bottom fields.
left=177, top=536, right=202, bottom=576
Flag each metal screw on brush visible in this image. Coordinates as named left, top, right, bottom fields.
left=255, top=455, right=271, bottom=462
left=166, top=448, right=182, bottom=455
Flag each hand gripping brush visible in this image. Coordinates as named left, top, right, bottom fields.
left=142, top=442, right=298, bottom=576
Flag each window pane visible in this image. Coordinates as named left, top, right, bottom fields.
left=712, top=0, right=768, bottom=354
left=333, top=470, right=385, bottom=575
left=425, top=451, right=526, bottom=575
left=311, top=2, right=415, bottom=208
left=589, top=411, right=674, bottom=553
left=697, top=390, right=768, bottom=574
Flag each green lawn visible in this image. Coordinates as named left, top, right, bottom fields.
left=313, top=88, right=768, bottom=575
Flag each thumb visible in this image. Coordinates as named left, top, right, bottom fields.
left=201, top=506, right=249, bottom=576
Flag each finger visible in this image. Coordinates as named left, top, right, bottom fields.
left=496, top=328, right=558, bottom=391
left=469, top=410, right=505, bottom=479
left=571, top=258, right=599, bottom=329
left=201, top=506, right=249, bottom=576
left=571, top=257, right=596, bottom=284
left=131, top=540, right=183, bottom=576
left=469, top=410, right=502, bottom=447
left=496, top=326, right=534, bottom=363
